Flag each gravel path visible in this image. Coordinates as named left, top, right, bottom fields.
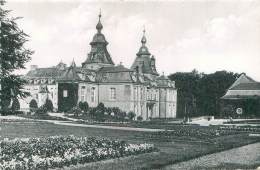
left=163, top=142, right=260, bottom=170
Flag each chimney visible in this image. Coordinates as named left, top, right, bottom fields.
left=30, top=65, right=38, bottom=70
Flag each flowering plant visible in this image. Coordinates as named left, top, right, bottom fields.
left=0, top=135, right=155, bottom=169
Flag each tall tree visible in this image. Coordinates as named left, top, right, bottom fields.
left=168, top=69, right=201, bottom=118
left=0, top=1, right=33, bottom=111
left=169, top=70, right=239, bottom=118
left=197, top=71, right=239, bottom=116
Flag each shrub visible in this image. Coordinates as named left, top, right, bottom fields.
left=97, top=102, right=105, bottom=113
left=11, top=98, right=20, bottom=111
left=44, top=99, right=53, bottom=112
left=127, top=111, right=136, bottom=120
left=79, top=101, right=89, bottom=112
left=71, top=106, right=81, bottom=117
left=118, top=111, right=127, bottom=120
left=95, top=110, right=105, bottom=122
left=29, top=99, right=38, bottom=112
left=137, top=116, right=143, bottom=121
left=35, top=105, right=47, bottom=114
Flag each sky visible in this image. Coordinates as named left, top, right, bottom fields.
left=5, top=0, right=260, bottom=80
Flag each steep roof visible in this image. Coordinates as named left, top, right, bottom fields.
left=58, top=61, right=81, bottom=82
left=26, top=68, right=64, bottom=78
left=98, top=65, right=133, bottom=73
left=222, top=73, right=260, bottom=99
left=228, top=73, right=256, bottom=89
left=230, top=83, right=260, bottom=90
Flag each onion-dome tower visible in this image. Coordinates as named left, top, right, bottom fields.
left=82, top=11, right=114, bottom=69
left=131, top=28, right=159, bottom=76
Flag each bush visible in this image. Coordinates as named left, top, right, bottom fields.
left=79, top=101, right=89, bottom=112
left=97, top=102, right=105, bottom=113
left=35, top=105, right=47, bottom=114
left=70, top=106, right=81, bottom=117
left=44, top=99, right=53, bottom=112
left=137, top=116, right=143, bottom=121
left=127, top=111, right=136, bottom=120
left=95, top=110, right=105, bottom=122
left=29, top=99, right=38, bottom=112
left=11, top=98, right=20, bottom=111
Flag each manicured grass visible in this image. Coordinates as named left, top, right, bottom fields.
left=1, top=120, right=260, bottom=170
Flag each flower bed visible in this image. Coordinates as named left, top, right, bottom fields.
left=144, top=125, right=244, bottom=142
left=0, top=136, right=156, bottom=170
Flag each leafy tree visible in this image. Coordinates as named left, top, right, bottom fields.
left=168, top=69, right=201, bottom=118
left=169, top=70, right=239, bottom=118
left=197, top=71, right=239, bottom=116
left=0, top=1, right=33, bottom=111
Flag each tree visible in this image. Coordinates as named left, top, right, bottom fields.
left=168, top=69, right=201, bottom=118
left=169, top=70, right=239, bottom=118
left=0, top=1, right=33, bottom=112
left=197, top=71, right=239, bottom=116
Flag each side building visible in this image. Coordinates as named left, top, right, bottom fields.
left=20, top=13, right=177, bottom=120
left=221, top=73, right=260, bottom=117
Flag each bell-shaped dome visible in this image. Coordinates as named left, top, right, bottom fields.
left=82, top=11, right=114, bottom=68
left=137, top=29, right=150, bottom=56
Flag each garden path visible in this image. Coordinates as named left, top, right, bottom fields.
left=163, top=142, right=260, bottom=170
left=41, top=113, right=165, bottom=132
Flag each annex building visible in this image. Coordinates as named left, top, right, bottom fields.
left=221, top=73, right=260, bottom=116
left=20, top=13, right=177, bottom=120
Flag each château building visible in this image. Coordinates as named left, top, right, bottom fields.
left=20, top=13, right=177, bottom=120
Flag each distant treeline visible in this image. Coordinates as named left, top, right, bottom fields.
left=168, top=70, right=240, bottom=118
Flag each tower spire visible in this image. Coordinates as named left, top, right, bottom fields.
left=141, top=26, right=147, bottom=45
left=96, top=9, right=103, bottom=33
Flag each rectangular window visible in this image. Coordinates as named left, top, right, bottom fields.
left=140, top=88, right=143, bottom=100
left=91, top=87, right=95, bottom=103
left=134, top=87, right=137, bottom=100
left=63, top=90, right=68, bottom=97
left=110, top=88, right=116, bottom=100
left=81, top=86, right=86, bottom=101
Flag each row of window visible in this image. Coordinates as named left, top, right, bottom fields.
left=79, top=86, right=96, bottom=103
left=78, top=86, right=175, bottom=102
left=134, top=87, right=158, bottom=101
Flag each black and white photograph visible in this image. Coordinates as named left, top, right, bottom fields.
left=0, top=0, right=260, bottom=169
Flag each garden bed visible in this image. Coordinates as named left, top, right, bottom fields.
left=0, top=135, right=156, bottom=170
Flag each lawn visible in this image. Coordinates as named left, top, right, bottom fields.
left=1, top=119, right=260, bottom=169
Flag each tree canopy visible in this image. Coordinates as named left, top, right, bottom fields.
left=0, top=1, right=33, bottom=111
left=169, top=70, right=239, bottom=118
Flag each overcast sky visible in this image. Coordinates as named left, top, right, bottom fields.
left=6, top=0, right=260, bottom=80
